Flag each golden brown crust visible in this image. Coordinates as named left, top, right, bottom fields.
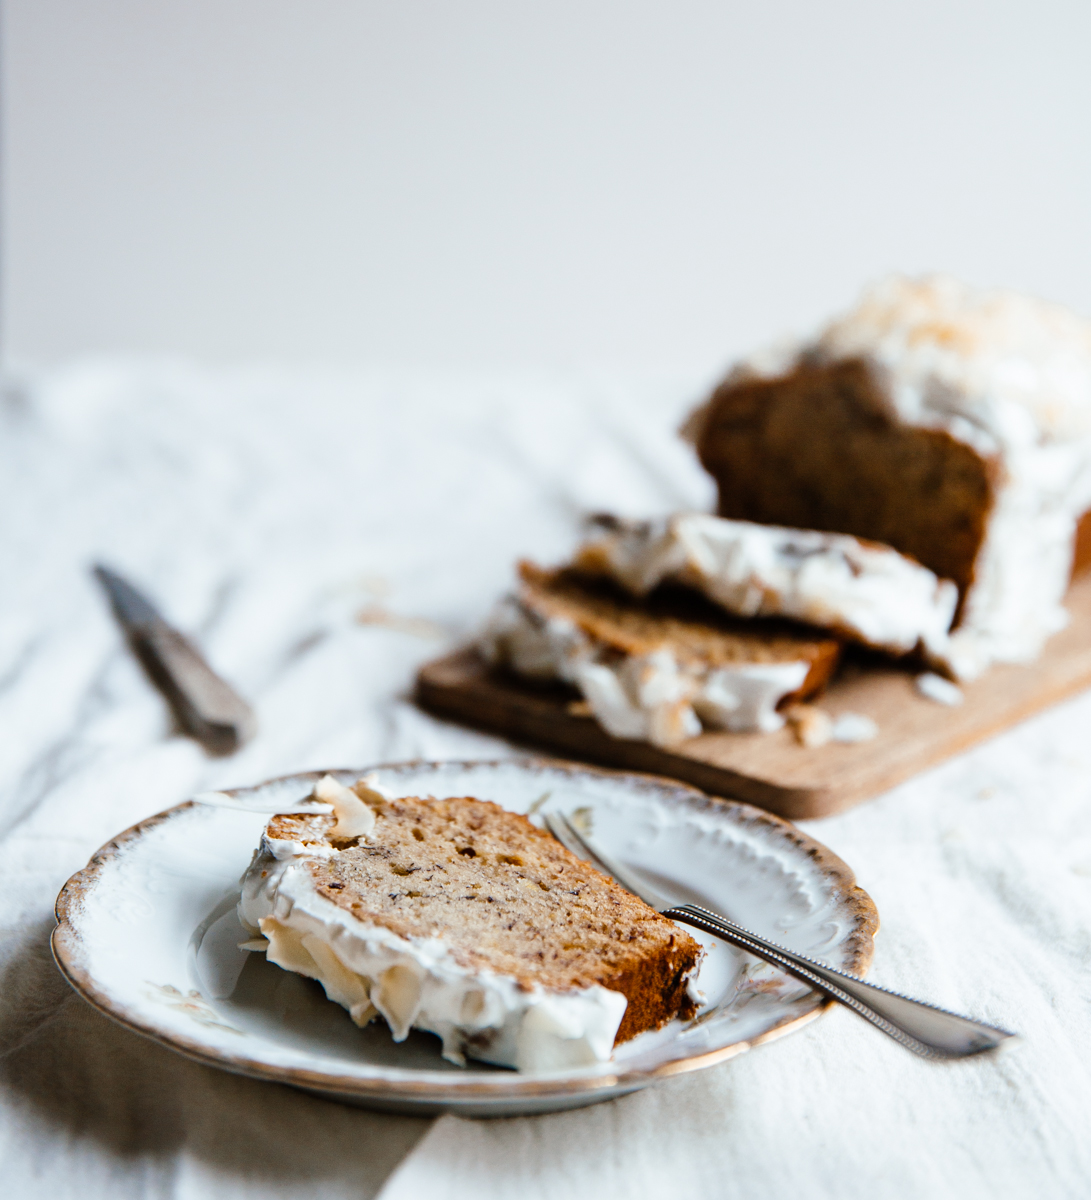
left=694, top=359, right=998, bottom=622
left=609, top=936, right=699, bottom=1041
left=268, top=792, right=703, bottom=1044
left=516, top=562, right=841, bottom=703
left=1072, top=510, right=1091, bottom=579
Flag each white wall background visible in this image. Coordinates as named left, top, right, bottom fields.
left=4, top=1, right=1091, bottom=372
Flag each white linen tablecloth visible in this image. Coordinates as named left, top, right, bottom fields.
left=2, top=361, right=1090, bottom=1199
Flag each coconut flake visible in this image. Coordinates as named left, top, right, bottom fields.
left=915, top=672, right=964, bottom=706
left=831, top=713, right=879, bottom=743
left=786, top=705, right=833, bottom=748
left=315, top=775, right=377, bottom=840
left=191, top=788, right=334, bottom=816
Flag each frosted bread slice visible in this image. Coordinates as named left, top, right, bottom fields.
left=239, top=776, right=702, bottom=1071
left=576, top=513, right=959, bottom=665
left=479, top=562, right=841, bottom=745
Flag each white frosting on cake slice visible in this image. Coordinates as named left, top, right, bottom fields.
left=238, top=780, right=629, bottom=1072
left=576, top=513, right=958, bottom=663
left=478, top=594, right=810, bottom=743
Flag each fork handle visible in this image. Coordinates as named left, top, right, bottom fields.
left=665, top=904, right=1016, bottom=1060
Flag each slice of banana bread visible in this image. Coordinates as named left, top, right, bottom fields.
left=480, top=562, right=841, bottom=744
left=574, top=513, right=958, bottom=665
left=240, top=776, right=702, bottom=1070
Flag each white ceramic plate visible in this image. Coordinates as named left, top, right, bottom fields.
left=53, top=759, right=877, bottom=1117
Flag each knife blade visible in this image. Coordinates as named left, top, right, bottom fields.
left=93, top=564, right=256, bottom=755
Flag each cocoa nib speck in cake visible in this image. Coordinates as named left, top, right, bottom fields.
left=239, top=775, right=702, bottom=1071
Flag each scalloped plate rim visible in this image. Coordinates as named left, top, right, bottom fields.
left=51, top=756, right=879, bottom=1115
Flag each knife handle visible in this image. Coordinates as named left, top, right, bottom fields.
left=130, top=622, right=255, bottom=756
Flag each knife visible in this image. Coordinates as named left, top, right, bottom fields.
left=93, top=564, right=256, bottom=755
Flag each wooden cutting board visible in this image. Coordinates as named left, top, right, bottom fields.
left=415, top=573, right=1091, bottom=820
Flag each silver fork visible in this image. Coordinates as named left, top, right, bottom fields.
left=544, top=811, right=1018, bottom=1061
